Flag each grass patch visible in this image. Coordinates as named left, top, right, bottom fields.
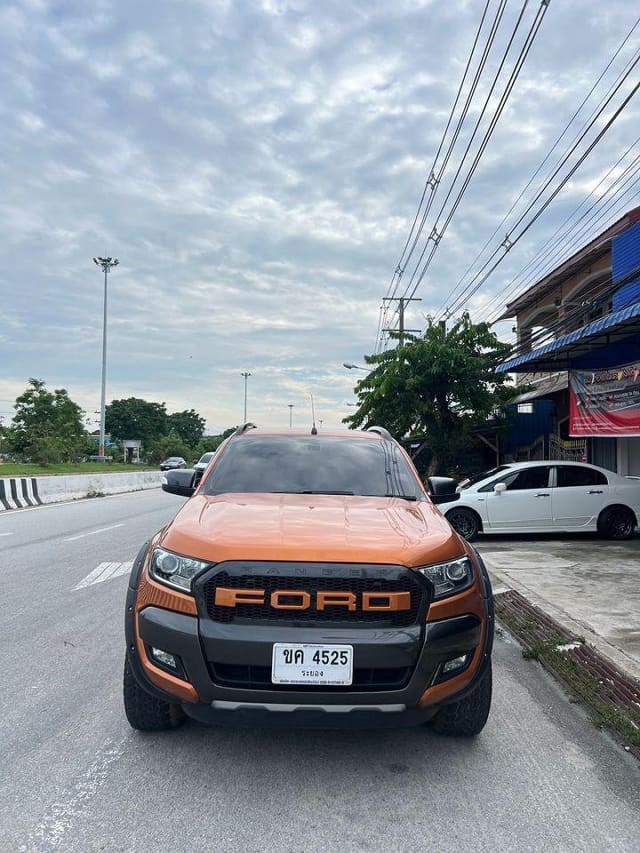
left=496, top=600, right=640, bottom=748
left=0, top=463, right=156, bottom=476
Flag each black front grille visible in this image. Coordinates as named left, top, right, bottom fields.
left=209, top=662, right=412, bottom=691
left=202, top=568, right=425, bottom=627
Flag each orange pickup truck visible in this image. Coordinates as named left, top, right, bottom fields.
left=124, top=425, right=494, bottom=736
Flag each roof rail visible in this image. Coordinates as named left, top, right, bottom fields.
left=366, top=425, right=393, bottom=441
left=234, top=422, right=257, bottom=435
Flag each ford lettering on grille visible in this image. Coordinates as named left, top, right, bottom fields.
left=214, top=587, right=411, bottom=611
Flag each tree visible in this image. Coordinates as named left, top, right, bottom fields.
left=105, top=398, right=168, bottom=450
left=344, top=314, right=517, bottom=475
left=167, top=409, right=206, bottom=447
left=6, top=378, right=91, bottom=464
left=147, top=431, right=193, bottom=464
left=193, top=427, right=236, bottom=460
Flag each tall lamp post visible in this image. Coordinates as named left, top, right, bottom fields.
left=288, top=403, right=294, bottom=428
left=343, top=362, right=368, bottom=372
left=93, top=257, right=119, bottom=458
left=241, top=371, right=251, bottom=423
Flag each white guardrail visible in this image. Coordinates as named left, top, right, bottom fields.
left=0, top=471, right=163, bottom=511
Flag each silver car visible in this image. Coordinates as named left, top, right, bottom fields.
left=193, top=451, right=216, bottom=484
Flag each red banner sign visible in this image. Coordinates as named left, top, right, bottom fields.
left=570, top=361, right=640, bottom=436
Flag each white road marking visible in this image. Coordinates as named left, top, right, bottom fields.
left=74, top=561, right=133, bottom=590
left=0, top=532, right=13, bottom=537
left=18, top=736, right=127, bottom=853
left=65, top=523, right=124, bottom=542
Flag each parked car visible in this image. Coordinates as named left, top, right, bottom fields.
left=435, top=461, right=640, bottom=541
left=123, top=425, right=494, bottom=736
left=159, top=457, right=187, bottom=471
left=192, top=451, right=216, bottom=486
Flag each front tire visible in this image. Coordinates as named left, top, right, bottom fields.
left=431, top=662, right=492, bottom=737
left=598, top=506, right=636, bottom=540
left=446, top=507, right=480, bottom=542
left=123, top=655, right=185, bottom=732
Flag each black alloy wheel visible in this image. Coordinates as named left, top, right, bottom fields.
left=599, top=506, right=636, bottom=540
left=446, top=507, right=480, bottom=542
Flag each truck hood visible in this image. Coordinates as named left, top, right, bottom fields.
left=161, top=492, right=464, bottom=566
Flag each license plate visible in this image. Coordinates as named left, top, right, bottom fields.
left=271, top=643, right=353, bottom=686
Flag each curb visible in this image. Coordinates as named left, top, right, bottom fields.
left=495, top=589, right=640, bottom=759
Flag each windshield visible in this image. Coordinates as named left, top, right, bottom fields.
left=202, top=436, right=423, bottom=499
left=458, top=465, right=512, bottom=489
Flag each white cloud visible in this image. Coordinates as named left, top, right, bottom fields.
left=0, top=0, right=638, bottom=431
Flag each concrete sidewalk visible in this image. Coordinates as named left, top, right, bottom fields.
left=475, top=533, right=640, bottom=681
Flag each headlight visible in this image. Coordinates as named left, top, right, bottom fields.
left=416, top=557, right=474, bottom=600
left=149, top=547, right=209, bottom=593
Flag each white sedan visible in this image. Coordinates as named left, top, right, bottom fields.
left=437, top=461, right=640, bottom=541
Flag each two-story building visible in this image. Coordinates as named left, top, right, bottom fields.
left=496, top=206, right=640, bottom=475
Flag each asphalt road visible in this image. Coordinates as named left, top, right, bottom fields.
left=1, top=490, right=639, bottom=853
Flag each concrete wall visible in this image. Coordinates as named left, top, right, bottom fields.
left=0, top=470, right=162, bottom=511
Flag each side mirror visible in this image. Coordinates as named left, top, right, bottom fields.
left=162, top=468, right=196, bottom=497
left=493, top=482, right=507, bottom=494
left=426, top=476, right=460, bottom=505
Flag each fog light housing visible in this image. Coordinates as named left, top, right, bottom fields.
left=151, top=647, right=178, bottom=670
left=442, top=653, right=470, bottom=675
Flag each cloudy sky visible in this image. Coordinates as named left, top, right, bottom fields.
left=1, top=0, right=639, bottom=433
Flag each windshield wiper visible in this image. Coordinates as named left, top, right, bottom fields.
left=384, top=493, right=418, bottom=501
left=273, top=490, right=355, bottom=496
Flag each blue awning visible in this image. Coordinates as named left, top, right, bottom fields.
left=497, top=301, right=640, bottom=373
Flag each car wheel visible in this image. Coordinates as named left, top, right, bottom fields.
left=446, top=507, right=480, bottom=541
left=123, top=655, right=185, bottom=732
left=597, top=506, right=636, bottom=540
left=431, top=662, right=492, bottom=737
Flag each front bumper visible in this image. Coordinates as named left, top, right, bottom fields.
left=124, top=547, right=493, bottom=728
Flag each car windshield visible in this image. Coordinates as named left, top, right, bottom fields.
left=459, top=465, right=512, bottom=489
left=199, top=453, right=214, bottom=464
left=201, top=436, right=423, bottom=499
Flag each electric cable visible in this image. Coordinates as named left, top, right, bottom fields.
left=435, top=14, right=640, bottom=320
left=439, top=66, right=640, bottom=322
left=397, top=0, right=551, bottom=314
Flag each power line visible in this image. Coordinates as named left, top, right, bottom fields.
left=377, top=0, right=509, bottom=351
left=435, top=14, right=640, bottom=320
left=390, top=0, right=551, bottom=333
left=439, top=59, right=640, bottom=321
left=483, top=144, right=640, bottom=322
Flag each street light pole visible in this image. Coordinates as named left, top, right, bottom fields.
left=288, top=404, right=294, bottom=428
left=343, top=362, right=368, bottom=372
left=241, top=372, right=251, bottom=422
left=93, top=257, right=119, bottom=458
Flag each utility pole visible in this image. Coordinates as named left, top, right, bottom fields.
left=241, top=372, right=251, bottom=422
left=288, top=404, right=294, bottom=428
left=93, top=257, right=119, bottom=458
left=382, top=296, right=421, bottom=347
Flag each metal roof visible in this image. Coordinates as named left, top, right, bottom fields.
left=496, top=301, right=640, bottom=373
